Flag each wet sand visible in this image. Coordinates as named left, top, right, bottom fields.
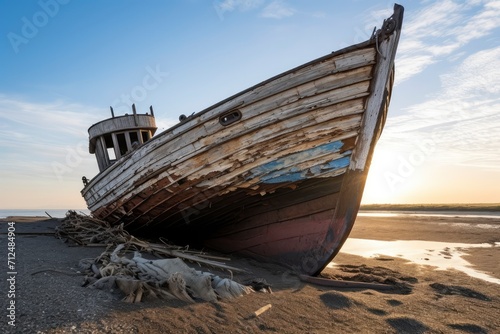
left=1, top=214, right=499, bottom=333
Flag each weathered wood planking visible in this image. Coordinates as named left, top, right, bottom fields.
left=91, top=108, right=363, bottom=221
left=81, top=4, right=404, bottom=275
left=84, top=47, right=376, bottom=200
left=86, top=74, right=372, bottom=214
left=85, top=48, right=375, bottom=220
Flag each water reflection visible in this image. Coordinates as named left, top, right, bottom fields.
left=334, top=238, right=500, bottom=284
left=358, top=211, right=500, bottom=219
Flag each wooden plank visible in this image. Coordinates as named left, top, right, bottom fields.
left=299, top=275, right=394, bottom=290
left=253, top=304, right=272, bottom=317
left=350, top=11, right=403, bottom=171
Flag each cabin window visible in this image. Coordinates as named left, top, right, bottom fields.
left=103, top=133, right=116, bottom=161
left=141, top=130, right=150, bottom=143
left=107, top=147, right=116, bottom=160
left=103, top=133, right=113, bottom=148
left=116, top=133, right=128, bottom=156
left=129, top=131, right=139, bottom=145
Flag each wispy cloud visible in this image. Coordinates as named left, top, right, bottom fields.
left=0, top=96, right=103, bottom=181
left=441, top=47, right=500, bottom=97
left=213, top=0, right=295, bottom=19
left=213, top=0, right=264, bottom=18
left=215, top=0, right=264, bottom=12
left=0, top=95, right=102, bottom=136
left=396, top=0, right=500, bottom=83
left=260, top=0, right=295, bottom=19
left=382, top=46, right=500, bottom=170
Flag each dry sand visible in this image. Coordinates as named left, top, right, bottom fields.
left=1, top=214, right=499, bottom=333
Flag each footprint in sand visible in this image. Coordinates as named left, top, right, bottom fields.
left=319, top=292, right=353, bottom=310
left=386, top=299, right=403, bottom=307
left=429, top=283, right=492, bottom=301
left=387, top=317, right=429, bottom=334
left=448, top=323, right=487, bottom=334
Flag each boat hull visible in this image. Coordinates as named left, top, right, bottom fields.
left=82, top=5, right=404, bottom=275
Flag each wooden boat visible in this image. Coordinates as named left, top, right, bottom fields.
left=82, top=4, right=404, bottom=276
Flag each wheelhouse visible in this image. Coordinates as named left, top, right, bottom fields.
left=88, top=105, right=157, bottom=172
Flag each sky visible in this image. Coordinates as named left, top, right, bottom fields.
left=1, top=0, right=499, bottom=210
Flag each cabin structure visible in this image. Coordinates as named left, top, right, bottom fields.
left=88, top=105, right=157, bottom=172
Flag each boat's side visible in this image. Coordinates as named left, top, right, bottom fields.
left=82, top=4, right=404, bottom=275
left=83, top=45, right=377, bottom=222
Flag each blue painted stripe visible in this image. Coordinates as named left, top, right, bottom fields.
left=261, top=155, right=351, bottom=183
left=248, top=140, right=351, bottom=184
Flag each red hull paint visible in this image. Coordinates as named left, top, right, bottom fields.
left=152, top=177, right=347, bottom=275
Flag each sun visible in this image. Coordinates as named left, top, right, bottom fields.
left=361, top=147, right=423, bottom=204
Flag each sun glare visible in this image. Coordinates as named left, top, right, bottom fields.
left=361, top=148, right=427, bottom=204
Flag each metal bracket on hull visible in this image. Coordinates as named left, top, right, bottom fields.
left=373, top=9, right=398, bottom=59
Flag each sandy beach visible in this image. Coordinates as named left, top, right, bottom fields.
left=1, top=213, right=499, bottom=333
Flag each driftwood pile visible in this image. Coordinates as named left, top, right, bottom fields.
left=55, top=211, right=130, bottom=246
left=56, top=211, right=266, bottom=303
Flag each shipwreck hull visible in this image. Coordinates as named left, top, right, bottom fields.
left=183, top=177, right=346, bottom=275
left=82, top=5, right=403, bottom=276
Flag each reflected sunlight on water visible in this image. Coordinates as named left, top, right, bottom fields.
left=358, top=210, right=500, bottom=219
left=334, top=238, right=500, bottom=284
